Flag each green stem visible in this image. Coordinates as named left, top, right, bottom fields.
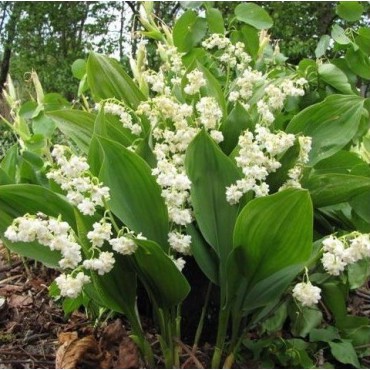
left=211, top=307, right=230, bottom=369
left=193, top=282, right=212, bottom=351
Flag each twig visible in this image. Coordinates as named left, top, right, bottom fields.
left=0, top=260, right=22, bottom=273
left=173, top=337, right=204, bottom=369
left=0, top=273, right=23, bottom=284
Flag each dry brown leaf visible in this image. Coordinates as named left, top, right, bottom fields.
left=100, top=319, right=140, bottom=369
left=55, top=332, right=78, bottom=369
left=7, top=294, right=33, bottom=308
left=55, top=335, right=103, bottom=369
left=0, top=284, right=24, bottom=295
left=116, top=337, right=140, bottom=369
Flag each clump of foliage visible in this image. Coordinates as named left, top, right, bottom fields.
left=1, top=1, right=370, bottom=368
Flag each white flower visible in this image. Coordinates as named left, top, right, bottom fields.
left=184, top=69, right=206, bottom=95
left=210, top=130, right=224, bottom=143
left=87, top=221, right=112, bottom=248
left=55, top=272, right=90, bottom=298
left=168, top=231, right=192, bottom=255
left=83, top=251, right=115, bottom=275
left=292, top=281, right=321, bottom=307
left=78, top=199, right=96, bottom=216
left=109, top=236, right=138, bottom=255
left=322, top=235, right=346, bottom=257
left=321, top=252, right=347, bottom=276
left=196, top=97, right=223, bottom=130
left=171, top=256, right=186, bottom=271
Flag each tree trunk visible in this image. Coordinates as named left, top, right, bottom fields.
left=0, top=3, right=21, bottom=94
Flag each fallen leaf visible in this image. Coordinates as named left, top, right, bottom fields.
left=8, top=294, right=33, bottom=308
left=56, top=332, right=109, bottom=369
left=0, top=284, right=24, bottom=295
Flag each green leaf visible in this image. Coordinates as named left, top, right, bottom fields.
left=331, top=24, right=351, bottom=45
left=356, top=28, right=370, bottom=55
left=186, top=223, right=219, bottom=285
left=318, top=64, right=354, bottom=95
left=92, top=136, right=169, bottom=248
left=206, top=8, right=225, bottom=34
left=134, top=239, right=190, bottom=307
left=321, top=282, right=348, bottom=323
left=306, top=173, right=370, bottom=207
left=234, top=189, right=312, bottom=285
left=173, top=10, right=208, bottom=53
left=32, top=112, right=56, bottom=138
left=329, top=341, right=360, bottom=368
left=309, top=326, right=340, bottom=342
left=0, top=184, right=76, bottom=267
left=87, top=52, right=144, bottom=108
left=351, top=190, right=370, bottom=224
left=1, top=144, right=18, bottom=182
left=47, top=110, right=95, bottom=154
left=346, top=48, right=370, bottom=80
left=260, top=302, right=288, bottom=334
left=185, top=130, right=241, bottom=275
left=290, top=304, right=323, bottom=338
left=220, top=102, right=252, bottom=155
left=235, top=3, right=273, bottom=30
left=242, top=264, right=303, bottom=313
left=315, top=35, right=331, bottom=58
left=348, top=259, right=370, bottom=289
left=336, top=2, right=363, bottom=22
left=197, top=62, right=227, bottom=116
left=287, top=95, right=365, bottom=165
left=71, top=59, right=86, bottom=80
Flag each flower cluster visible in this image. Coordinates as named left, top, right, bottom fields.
left=292, top=281, right=322, bottom=307
left=95, top=101, right=142, bottom=136
left=5, top=213, right=82, bottom=270
left=321, top=233, right=370, bottom=276
left=202, top=34, right=251, bottom=68
left=226, top=125, right=296, bottom=204
left=184, top=69, right=206, bottom=95
left=46, top=145, right=110, bottom=216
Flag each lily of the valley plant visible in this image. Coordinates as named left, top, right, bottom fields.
left=1, top=2, right=370, bottom=368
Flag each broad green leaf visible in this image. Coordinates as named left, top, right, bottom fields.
left=260, top=301, right=288, bottom=334
left=351, top=190, right=370, bottom=224
left=347, top=259, right=370, bottom=289
left=356, top=28, right=370, bottom=55
left=185, top=130, right=241, bottom=270
left=0, top=169, right=11, bottom=185
left=286, top=95, right=365, bottom=165
left=331, top=24, right=351, bottom=45
left=1, top=144, right=18, bottom=182
left=309, top=326, right=340, bottom=343
left=318, top=63, right=354, bottom=95
left=235, top=3, right=273, bottom=30
left=197, top=62, right=227, bottom=116
left=173, top=10, right=208, bottom=53
left=321, top=282, right=348, bottom=323
left=306, top=173, right=370, bottom=207
left=346, top=48, right=370, bottom=80
left=315, top=35, right=331, bottom=58
left=220, top=102, right=252, bottom=155
left=336, top=2, right=363, bottom=22
left=92, top=137, right=169, bottom=247
left=329, top=341, right=360, bottom=368
left=186, top=223, right=219, bottom=285
left=206, top=8, right=225, bottom=34
left=290, top=305, right=323, bottom=338
left=134, top=239, right=190, bottom=307
left=94, top=107, right=135, bottom=147
left=0, top=184, right=76, bottom=267
left=71, top=59, right=86, bottom=80
left=241, top=264, right=303, bottom=313
left=266, top=140, right=300, bottom=193
left=87, top=52, right=144, bottom=108
left=340, top=316, right=370, bottom=347
left=233, top=189, right=312, bottom=285
left=32, top=112, right=56, bottom=138
left=47, top=110, right=95, bottom=154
